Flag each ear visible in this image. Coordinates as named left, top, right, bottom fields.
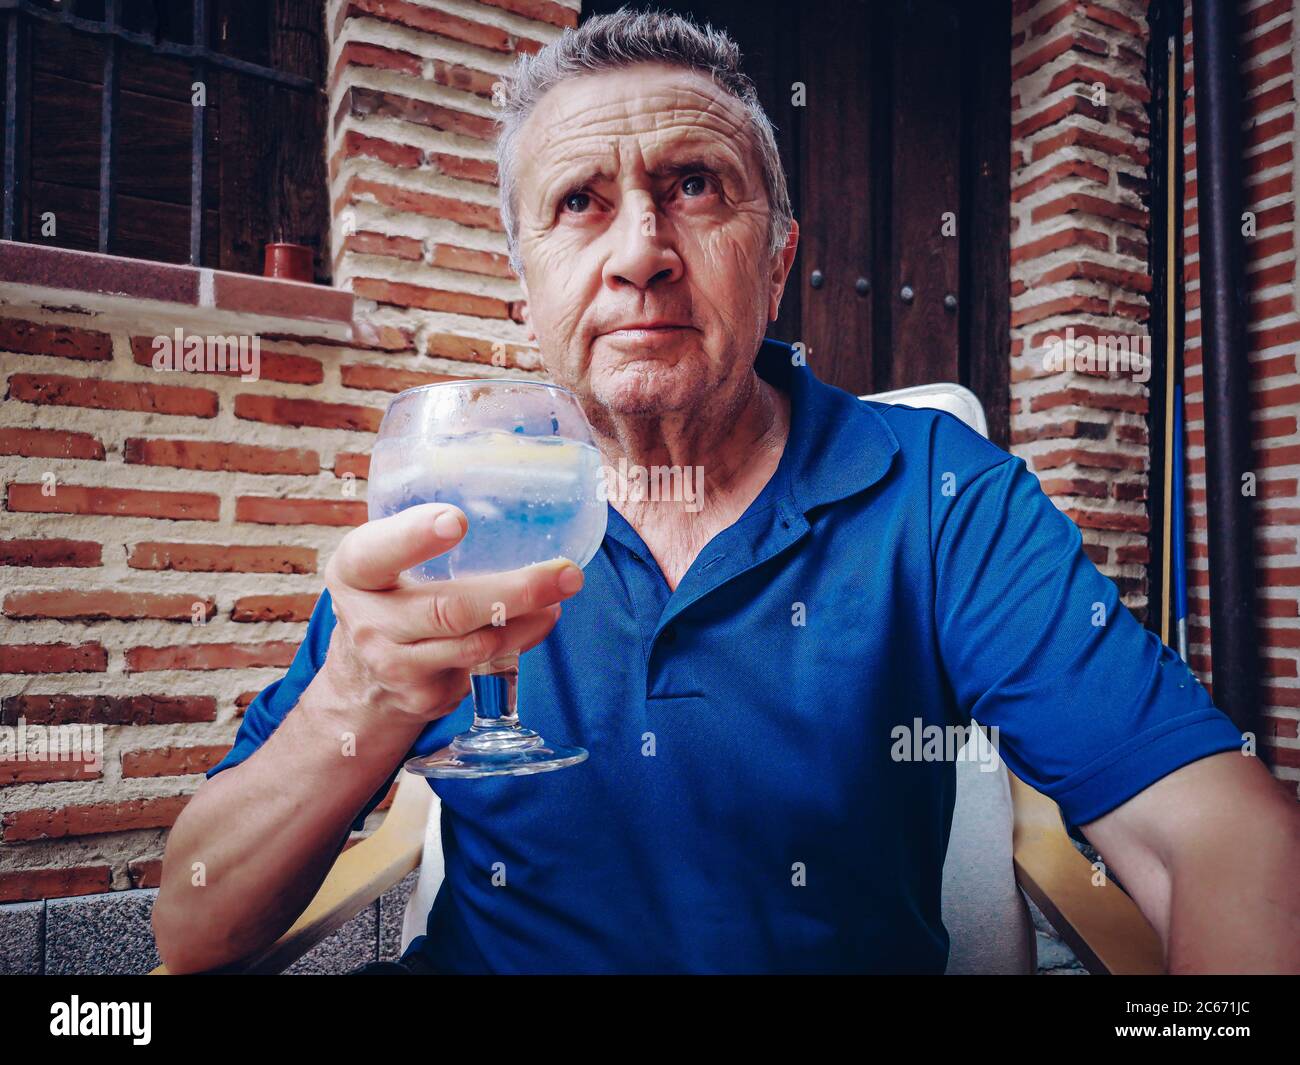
left=768, top=219, right=800, bottom=323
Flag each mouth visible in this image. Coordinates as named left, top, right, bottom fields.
left=597, top=322, right=695, bottom=341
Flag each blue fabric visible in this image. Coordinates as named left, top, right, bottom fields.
left=207, top=338, right=1242, bottom=974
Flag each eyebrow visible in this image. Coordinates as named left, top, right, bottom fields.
left=645, top=156, right=736, bottom=182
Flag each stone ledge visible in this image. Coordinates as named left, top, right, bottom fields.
left=0, top=242, right=355, bottom=343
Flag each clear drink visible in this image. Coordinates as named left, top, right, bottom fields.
left=368, top=429, right=607, bottom=581
left=365, top=378, right=608, bottom=778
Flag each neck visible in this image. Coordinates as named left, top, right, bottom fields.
left=589, top=370, right=791, bottom=527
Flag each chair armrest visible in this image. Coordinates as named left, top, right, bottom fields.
left=151, top=770, right=433, bottom=975
left=1009, top=772, right=1164, bottom=974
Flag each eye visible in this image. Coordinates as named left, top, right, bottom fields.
left=680, top=174, right=711, bottom=197
left=561, top=190, right=592, bottom=213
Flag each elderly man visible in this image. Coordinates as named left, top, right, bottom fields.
left=153, top=10, right=1298, bottom=975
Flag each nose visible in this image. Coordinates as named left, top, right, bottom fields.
left=602, top=196, right=683, bottom=292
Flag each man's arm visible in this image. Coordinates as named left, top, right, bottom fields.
left=1079, top=749, right=1300, bottom=974
left=152, top=504, right=583, bottom=973
left=926, top=419, right=1295, bottom=973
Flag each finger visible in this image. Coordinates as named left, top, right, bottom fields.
left=384, top=556, right=583, bottom=643
left=329, top=503, right=466, bottom=591
left=400, top=603, right=563, bottom=673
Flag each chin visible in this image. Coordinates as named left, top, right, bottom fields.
left=593, top=361, right=701, bottom=415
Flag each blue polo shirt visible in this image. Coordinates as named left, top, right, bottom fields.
left=208, top=338, right=1243, bottom=974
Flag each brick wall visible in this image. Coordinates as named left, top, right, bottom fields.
left=1181, top=0, right=1300, bottom=791
left=327, top=0, right=578, bottom=379
left=1010, top=0, right=1155, bottom=619
left=0, top=260, right=379, bottom=900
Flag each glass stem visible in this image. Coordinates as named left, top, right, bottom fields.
left=469, top=650, right=520, bottom=730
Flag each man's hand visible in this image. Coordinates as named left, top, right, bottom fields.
left=153, top=502, right=585, bottom=974
left=1080, top=750, right=1300, bottom=973
left=319, top=502, right=585, bottom=723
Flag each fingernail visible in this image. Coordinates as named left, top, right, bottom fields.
left=556, top=564, right=583, bottom=594
left=434, top=510, right=462, bottom=538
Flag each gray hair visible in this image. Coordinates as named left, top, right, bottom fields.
left=493, top=7, right=794, bottom=278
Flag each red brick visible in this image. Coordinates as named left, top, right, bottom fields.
left=235, top=497, right=368, bottom=527
left=121, top=744, right=231, bottom=778
left=0, top=427, right=105, bottom=460
left=333, top=130, right=423, bottom=172
left=338, top=86, right=498, bottom=141
left=0, top=758, right=101, bottom=786
left=212, top=273, right=353, bottom=324
left=1037, top=476, right=1109, bottom=498
left=352, top=276, right=510, bottom=318
left=234, top=394, right=383, bottom=432
left=1, top=694, right=217, bottom=726
left=1243, top=53, right=1292, bottom=95
left=429, top=59, right=499, bottom=98
left=0, top=865, right=112, bottom=902
left=349, top=319, right=417, bottom=352
left=3, top=590, right=215, bottom=622
left=1263, top=681, right=1300, bottom=707
left=340, top=363, right=460, bottom=392
left=333, top=452, right=371, bottom=479
left=0, top=538, right=101, bottom=567
left=0, top=643, right=107, bottom=674
left=337, top=0, right=514, bottom=53
left=1263, top=715, right=1299, bottom=740
left=1029, top=388, right=1148, bottom=414
left=425, top=332, right=537, bottom=366
left=127, top=858, right=163, bottom=889
left=1011, top=294, right=1110, bottom=327
left=429, top=243, right=514, bottom=278
left=1011, top=226, right=1109, bottom=265
left=1010, top=158, right=1110, bottom=202
left=342, top=230, right=424, bottom=261
left=7, top=373, right=218, bottom=417
left=2, top=795, right=191, bottom=841
left=125, top=642, right=297, bottom=672
left=339, top=177, right=503, bottom=231
left=337, top=40, right=422, bottom=78
left=1062, top=508, right=1149, bottom=533
left=127, top=542, right=317, bottom=574
left=1032, top=447, right=1145, bottom=472
left=231, top=594, right=321, bottom=622
left=1044, top=63, right=1150, bottom=104
left=1012, top=95, right=1108, bottom=140
left=0, top=317, right=112, bottom=360
left=1009, top=418, right=1110, bottom=445
left=124, top=438, right=320, bottom=476
left=1117, top=543, right=1150, bottom=565
left=6, top=482, right=220, bottom=521
left=129, top=336, right=323, bottom=384
left=1032, top=259, right=1152, bottom=293
left=1012, top=30, right=1108, bottom=81
left=425, top=152, right=498, bottom=185
left=478, top=0, right=578, bottom=29
left=1031, top=125, right=1149, bottom=166
left=1030, top=192, right=1146, bottom=229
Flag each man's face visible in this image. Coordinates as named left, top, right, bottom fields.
left=513, top=62, right=797, bottom=417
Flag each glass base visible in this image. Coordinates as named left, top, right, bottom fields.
left=404, top=723, right=588, bottom=779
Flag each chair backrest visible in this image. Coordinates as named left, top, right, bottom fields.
left=860, top=382, right=1034, bottom=975
left=401, top=382, right=1035, bottom=974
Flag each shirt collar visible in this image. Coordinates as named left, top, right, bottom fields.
left=753, top=337, right=899, bottom=514
left=599, top=337, right=900, bottom=561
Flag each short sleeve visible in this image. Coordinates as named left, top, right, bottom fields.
left=933, top=454, right=1243, bottom=827
left=205, top=589, right=397, bottom=833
